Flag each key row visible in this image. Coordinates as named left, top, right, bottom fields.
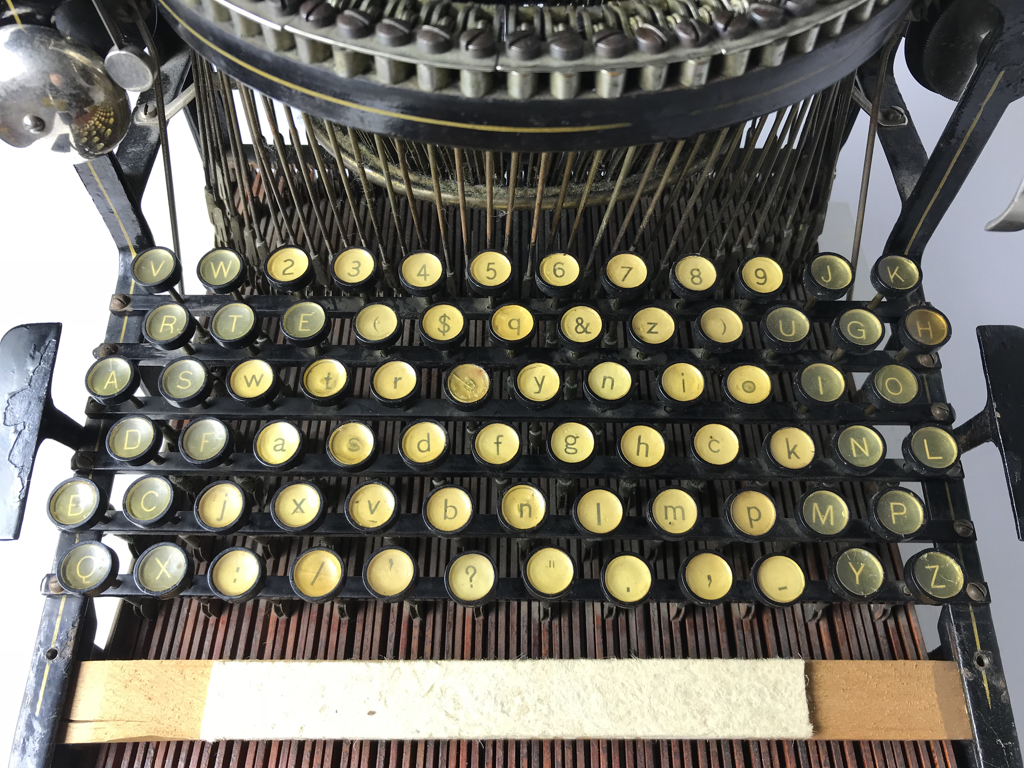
left=52, top=539, right=967, bottom=608
left=48, top=475, right=935, bottom=542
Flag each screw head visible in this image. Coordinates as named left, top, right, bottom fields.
left=918, top=353, right=938, bottom=368
left=95, top=344, right=118, bottom=358
left=593, top=29, right=630, bottom=58
left=966, top=582, right=989, bottom=602
left=336, top=9, right=373, bottom=38
left=673, top=17, right=712, bottom=47
left=109, top=294, right=130, bottom=311
left=460, top=28, right=496, bottom=57
left=749, top=3, right=785, bottom=28
left=21, top=114, right=45, bottom=134
left=299, top=0, right=336, bottom=27
left=953, top=519, right=975, bottom=538
left=375, top=17, right=411, bottom=46
left=930, top=403, right=953, bottom=422
left=548, top=30, right=585, bottom=60
left=416, top=24, right=451, bottom=53
left=506, top=29, right=542, bottom=60
left=635, top=24, right=670, bottom=53
left=783, top=0, right=817, bottom=16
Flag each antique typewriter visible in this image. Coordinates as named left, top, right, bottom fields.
left=2, top=0, right=1024, bottom=762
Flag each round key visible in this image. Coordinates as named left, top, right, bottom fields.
left=327, top=421, right=377, bottom=470
left=134, top=542, right=192, bottom=599
left=558, top=305, right=603, bottom=354
left=500, top=483, right=546, bottom=533
left=524, top=546, right=575, bottom=599
left=905, top=549, right=964, bottom=602
left=354, top=303, right=401, bottom=349
left=727, top=489, right=776, bottom=538
left=736, top=256, right=784, bottom=302
left=443, top=363, right=490, bottom=411
left=646, top=488, right=698, bottom=537
left=197, top=247, right=246, bottom=295
left=345, top=481, right=397, bottom=532
left=670, top=254, right=717, bottom=302
left=536, top=252, right=581, bottom=299
left=765, top=426, right=815, bottom=472
left=473, top=422, right=521, bottom=470
left=47, top=478, right=106, bottom=531
left=752, top=554, right=806, bottom=606
left=468, top=250, right=512, bottom=296
left=870, top=487, right=925, bottom=539
left=57, top=541, right=118, bottom=597
left=446, top=551, right=497, bottom=606
left=132, top=246, right=182, bottom=298
left=513, top=362, right=560, bottom=409
left=291, top=547, right=345, bottom=603
left=618, top=424, right=665, bottom=470
left=400, top=420, right=448, bottom=469
left=863, top=364, right=919, bottom=412
left=829, top=547, right=885, bottom=599
left=628, top=306, right=675, bottom=354
left=870, top=254, right=920, bottom=303
left=657, top=363, right=705, bottom=407
left=106, top=415, right=160, bottom=466
left=831, top=308, right=884, bottom=356
left=490, top=304, right=536, bottom=352
left=423, top=485, right=474, bottom=536
left=123, top=475, right=176, bottom=528
left=209, top=547, right=266, bottom=603
left=794, top=363, right=845, bottom=409
left=331, top=246, right=377, bottom=294
left=363, top=547, right=417, bottom=601
left=802, top=252, right=853, bottom=303
left=194, top=480, right=250, bottom=534
left=271, top=482, right=324, bottom=532
left=548, top=422, right=595, bottom=467
left=602, top=554, right=653, bottom=607
left=896, top=306, right=951, bottom=359
left=584, top=361, right=632, bottom=410
left=680, top=551, right=733, bottom=604
left=694, top=306, right=744, bottom=355
left=602, top=252, right=648, bottom=300
left=254, top=420, right=304, bottom=469
left=142, top=302, right=195, bottom=351
left=760, top=306, right=810, bottom=354
left=209, top=302, right=259, bottom=350
left=282, top=300, right=330, bottom=348
left=228, top=359, right=280, bottom=407
left=300, top=358, right=350, bottom=405
left=419, top=303, right=466, bottom=351
left=85, top=356, right=140, bottom=406
left=399, top=251, right=444, bottom=296
left=691, top=423, right=739, bottom=467
left=265, top=245, right=314, bottom=293
left=159, top=358, right=211, bottom=408
left=798, top=489, right=849, bottom=537
left=903, top=425, right=959, bottom=475
left=572, top=488, right=623, bottom=536
left=724, top=364, right=772, bottom=408
left=179, top=416, right=232, bottom=468
left=371, top=360, right=418, bottom=408
left=832, top=424, right=886, bottom=474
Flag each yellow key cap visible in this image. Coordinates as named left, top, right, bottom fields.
left=725, top=364, right=772, bottom=406
left=364, top=547, right=417, bottom=600
left=328, top=421, right=376, bottom=469
left=500, top=484, right=546, bottom=532
left=209, top=548, right=265, bottom=602
left=585, top=361, right=632, bottom=407
left=647, top=488, right=698, bottom=536
left=254, top=421, right=304, bottom=468
left=446, top=551, right=496, bottom=605
left=400, top=420, right=448, bottom=468
left=354, top=303, right=400, bottom=348
left=692, top=423, right=739, bottom=467
left=515, top=362, right=560, bottom=407
left=345, top=481, right=397, bottom=531
left=445, top=364, right=490, bottom=409
left=573, top=488, right=623, bottom=535
left=372, top=360, right=418, bottom=406
left=728, top=489, right=776, bottom=538
left=799, top=489, right=849, bottom=537
left=549, top=422, right=595, bottom=466
left=602, top=554, right=652, bottom=605
left=400, top=251, right=444, bottom=295
left=871, top=488, right=924, bottom=538
left=767, top=427, right=815, bottom=471
left=619, top=425, right=666, bottom=469
left=831, top=548, right=884, bottom=598
left=195, top=481, right=248, bottom=532
left=469, top=251, right=512, bottom=294
left=908, top=550, right=964, bottom=602
left=659, top=363, right=704, bottom=404
left=682, top=552, right=733, bottom=603
left=474, top=422, right=521, bottom=468
left=525, top=547, right=575, bottom=598
left=271, top=482, right=324, bottom=531
left=291, top=548, right=345, bottom=602
left=754, top=555, right=805, bottom=605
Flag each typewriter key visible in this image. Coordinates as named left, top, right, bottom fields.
left=210, top=302, right=260, bottom=351
left=584, top=361, right=632, bottom=409
left=760, top=306, right=810, bottom=355
left=868, top=254, right=920, bottom=308
left=444, top=363, right=490, bottom=410
left=159, top=358, right=211, bottom=408
left=282, top=300, right=331, bottom=348
left=802, top=252, right=853, bottom=306
left=832, top=424, right=886, bottom=475
left=752, top=554, right=806, bottom=606
left=680, top=552, right=733, bottom=604
left=399, top=251, right=444, bottom=296
left=903, top=425, right=959, bottom=474
left=132, top=246, right=183, bottom=301
left=870, top=487, right=925, bottom=539
left=123, top=475, right=176, bottom=528
left=57, top=541, right=118, bottom=597
left=670, top=254, right=717, bottom=302
left=474, top=422, right=521, bottom=469
left=331, top=246, right=377, bottom=294
left=524, top=546, right=575, bottom=599
left=628, top=306, right=675, bottom=354
left=548, top=422, right=595, bottom=467
left=490, top=303, right=536, bottom=352
left=291, top=548, right=345, bottom=603
left=514, top=362, right=561, bottom=409
left=209, top=548, right=266, bottom=603
left=736, top=256, right=784, bottom=303
left=794, top=363, right=845, bottom=409
left=798, top=489, right=849, bottom=537
left=106, top=415, right=161, bottom=466
left=724, top=364, right=772, bottom=408
left=400, top=420, right=448, bottom=469
left=197, top=247, right=246, bottom=296
left=692, top=423, right=739, bottom=467
left=254, top=420, right=305, bottom=469
left=143, top=302, right=196, bottom=352
left=863, top=364, right=919, bottom=413
left=424, top=485, right=474, bottom=536
left=618, top=425, right=666, bottom=469
left=500, top=483, right=546, bottom=532
left=536, top=252, right=581, bottom=299
left=694, top=306, right=744, bottom=356
left=354, top=303, right=401, bottom=349
left=85, top=356, right=140, bottom=406
left=345, top=481, right=397, bottom=532
left=572, top=488, right=623, bottom=536
left=727, top=490, right=776, bottom=539
left=829, top=547, right=884, bottom=599
left=558, top=305, right=603, bottom=354
left=905, top=549, right=964, bottom=602
left=265, top=245, right=314, bottom=294
left=179, top=416, right=232, bottom=468
left=419, top=303, right=466, bottom=351
left=272, top=482, right=325, bottom=532
left=228, top=359, right=280, bottom=407
left=468, top=250, right=512, bottom=297
left=602, top=252, right=648, bottom=300
left=372, top=360, right=418, bottom=408
left=646, top=488, right=698, bottom=537
left=363, top=547, right=418, bottom=601
left=300, top=358, right=350, bottom=405
left=47, top=478, right=106, bottom=531
left=896, top=306, right=951, bottom=361
left=657, top=363, right=705, bottom=406
left=446, top=552, right=497, bottom=606
left=195, top=480, right=250, bottom=533
left=327, top=421, right=377, bottom=469
left=134, top=542, right=192, bottom=599
left=765, top=427, right=815, bottom=471
left=602, top=554, right=653, bottom=607
left=831, top=308, right=884, bottom=359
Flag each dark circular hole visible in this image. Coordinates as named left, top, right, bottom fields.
left=975, top=651, right=987, bottom=669
left=45, top=647, right=58, bottom=661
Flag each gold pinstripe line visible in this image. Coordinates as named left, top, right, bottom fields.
left=4, top=0, right=22, bottom=27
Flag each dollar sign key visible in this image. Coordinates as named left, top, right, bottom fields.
left=438, top=313, right=451, bottom=335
